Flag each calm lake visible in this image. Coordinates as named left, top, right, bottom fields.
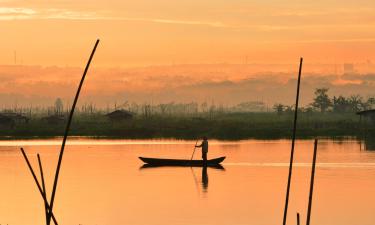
left=0, top=139, right=374, bottom=225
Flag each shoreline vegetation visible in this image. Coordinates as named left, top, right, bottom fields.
left=0, top=112, right=373, bottom=140
left=1, top=88, right=374, bottom=140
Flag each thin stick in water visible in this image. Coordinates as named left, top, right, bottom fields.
left=306, top=139, right=318, bottom=225
left=37, top=154, right=48, bottom=225
left=47, top=39, right=100, bottom=224
left=20, top=148, right=59, bottom=225
left=282, top=57, right=303, bottom=225
left=297, top=213, right=300, bottom=225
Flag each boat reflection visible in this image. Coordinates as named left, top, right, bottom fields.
left=139, top=164, right=225, bottom=194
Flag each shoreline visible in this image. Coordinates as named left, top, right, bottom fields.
left=0, top=112, right=372, bottom=141
left=0, top=135, right=364, bottom=141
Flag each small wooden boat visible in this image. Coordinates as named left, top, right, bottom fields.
left=139, top=156, right=225, bottom=167
left=140, top=163, right=225, bottom=170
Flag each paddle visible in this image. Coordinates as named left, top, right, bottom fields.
left=190, top=140, right=199, bottom=161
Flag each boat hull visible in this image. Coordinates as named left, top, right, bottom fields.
left=139, top=156, right=225, bottom=167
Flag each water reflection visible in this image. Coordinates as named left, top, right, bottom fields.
left=139, top=165, right=224, bottom=194
left=202, top=166, right=208, bottom=191
left=2, top=139, right=375, bottom=225
left=359, top=136, right=375, bottom=151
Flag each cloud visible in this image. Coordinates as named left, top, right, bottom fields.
left=273, top=7, right=375, bottom=17
left=126, top=18, right=226, bottom=28
left=0, top=7, right=35, bottom=15
left=1, top=6, right=375, bottom=34
left=292, top=38, right=375, bottom=43
left=0, top=7, right=228, bottom=28
left=0, top=7, right=36, bottom=20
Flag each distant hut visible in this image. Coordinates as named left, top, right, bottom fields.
left=0, top=112, right=30, bottom=124
left=105, top=110, right=134, bottom=122
left=41, top=115, right=66, bottom=124
left=356, top=109, right=375, bottom=122
left=0, top=114, right=15, bottom=129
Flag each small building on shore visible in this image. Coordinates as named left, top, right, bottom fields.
left=0, top=115, right=15, bottom=129
left=105, top=110, right=134, bottom=122
left=41, top=115, right=66, bottom=124
left=0, top=112, right=30, bottom=129
left=0, top=112, right=30, bottom=123
left=356, top=109, right=375, bottom=122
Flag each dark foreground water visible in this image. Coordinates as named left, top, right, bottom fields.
left=0, top=139, right=374, bottom=225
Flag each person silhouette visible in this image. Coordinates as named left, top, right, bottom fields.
left=195, top=136, right=208, bottom=166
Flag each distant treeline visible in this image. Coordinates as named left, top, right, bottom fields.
left=1, top=98, right=271, bottom=117
left=0, top=87, right=374, bottom=140
left=274, top=88, right=374, bottom=114
left=2, top=88, right=374, bottom=118
left=0, top=111, right=372, bottom=140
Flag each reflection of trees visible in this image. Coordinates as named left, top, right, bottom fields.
left=364, top=138, right=375, bottom=151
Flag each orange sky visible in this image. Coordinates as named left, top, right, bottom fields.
left=1, top=1, right=375, bottom=107
left=1, top=0, right=375, bottom=66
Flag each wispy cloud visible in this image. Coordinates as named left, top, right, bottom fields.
left=1, top=6, right=374, bottom=32
left=124, top=18, right=226, bottom=28
left=0, top=7, right=36, bottom=19
left=293, top=38, right=375, bottom=43
left=0, top=7, right=35, bottom=14
left=273, top=7, right=375, bottom=17
left=0, top=7, right=228, bottom=28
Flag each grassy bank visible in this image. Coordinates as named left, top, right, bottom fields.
left=0, top=112, right=373, bottom=140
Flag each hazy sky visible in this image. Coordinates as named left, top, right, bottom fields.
left=0, top=64, right=374, bottom=108
left=1, top=1, right=375, bottom=107
left=1, top=0, right=375, bottom=66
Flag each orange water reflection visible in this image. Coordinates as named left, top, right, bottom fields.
left=0, top=139, right=374, bottom=225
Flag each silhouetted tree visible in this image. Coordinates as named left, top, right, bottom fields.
left=333, top=96, right=350, bottom=113
left=364, top=97, right=375, bottom=110
left=348, top=95, right=363, bottom=112
left=312, top=88, right=332, bottom=113
left=302, top=106, right=314, bottom=114
left=54, top=98, right=63, bottom=115
left=273, top=103, right=284, bottom=115
left=284, top=105, right=294, bottom=113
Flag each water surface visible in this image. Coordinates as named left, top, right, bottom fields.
left=0, top=139, right=374, bottom=225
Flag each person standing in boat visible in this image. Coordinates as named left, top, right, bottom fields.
left=195, top=136, right=208, bottom=165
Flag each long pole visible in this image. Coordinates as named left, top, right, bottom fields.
left=282, top=57, right=303, bottom=225
left=47, top=39, right=100, bottom=224
left=306, top=139, right=318, bottom=225
left=37, top=154, right=48, bottom=225
left=20, top=148, right=58, bottom=225
left=297, top=213, right=300, bottom=225
left=190, top=140, right=199, bottom=161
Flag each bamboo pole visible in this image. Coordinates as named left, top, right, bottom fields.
left=282, top=57, right=303, bottom=225
left=47, top=39, right=100, bottom=225
left=20, top=148, right=59, bottom=225
left=190, top=140, right=199, bottom=161
left=306, top=139, right=318, bottom=225
left=37, top=154, right=48, bottom=225
left=297, top=213, right=300, bottom=225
